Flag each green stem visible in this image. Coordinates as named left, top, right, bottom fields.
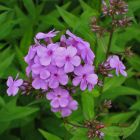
left=100, top=29, right=114, bottom=94
left=105, top=30, right=114, bottom=60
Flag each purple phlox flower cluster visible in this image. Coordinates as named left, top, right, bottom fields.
left=7, top=75, right=23, bottom=96
left=23, top=29, right=98, bottom=116
left=102, top=55, right=127, bottom=77
left=6, top=29, right=98, bottom=117
left=46, top=88, right=78, bottom=117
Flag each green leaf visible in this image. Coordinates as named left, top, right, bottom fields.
left=39, top=129, right=62, bottom=140
left=42, top=117, right=71, bottom=138
left=39, top=2, right=70, bottom=30
left=0, top=98, right=39, bottom=122
left=56, top=6, right=78, bottom=28
left=102, top=126, right=123, bottom=137
left=71, top=128, right=88, bottom=140
left=23, top=0, right=36, bottom=19
left=0, top=122, right=10, bottom=134
left=20, top=26, right=33, bottom=52
left=95, top=37, right=106, bottom=65
left=15, top=6, right=27, bottom=20
left=127, top=124, right=140, bottom=140
left=127, top=55, right=140, bottom=72
left=15, top=45, right=26, bottom=72
left=128, top=0, right=140, bottom=13
left=103, top=69, right=133, bottom=91
left=79, top=0, right=98, bottom=19
left=0, top=12, right=8, bottom=24
left=40, top=15, right=65, bottom=30
left=104, top=135, right=120, bottom=140
left=79, top=0, right=94, bottom=12
left=104, top=112, right=136, bottom=124
left=0, top=106, right=39, bottom=122
left=123, top=115, right=140, bottom=139
left=0, top=53, right=15, bottom=77
left=116, top=25, right=140, bottom=48
left=73, top=20, right=95, bottom=46
left=0, top=20, right=14, bottom=39
left=81, top=91, right=94, bottom=120
left=0, top=47, right=12, bottom=59
left=101, top=86, right=140, bottom=100
left=102, top=115, right=140, bottom=138
left=0, top=96, right=5, bottom=108
left=0, top=5, right=12, bottom=11
left=130, top=100, right=140, bottom=110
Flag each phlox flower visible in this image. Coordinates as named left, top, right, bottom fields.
left=48, top=66, right=68, bottom=89
left=73, top=65, right=98, bottom=91
left=7, top=76, right=23, bottom=96
left=37, top=44, right=58, bottom=66
left=35, top=29, right=59, bottom=42
left=47, top=88, right=69, bottom=108
left=108, top=55, right=127, bottom=77
left=32, top=76, right=48, bottom=90
left=52, top=98, right=78, bottom=117
left=31, top=63, right=50, bottom=80
left=55, top=46, right=81, bottom=73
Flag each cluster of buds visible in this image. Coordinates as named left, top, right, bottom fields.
left=91, top=17, right=106, bottom=36
left=98, top=63, right=113, bottom=77
left=84, top=120, right=105, bottom=139
left=103, top=100, right=112, bottom=109
left=20, top=81, right=33, bottom=95
left=102, top=0, right=128, bottom=16
left=91, top=0, right=131, bottom=35
left=112, top=17, right=132, bottom=27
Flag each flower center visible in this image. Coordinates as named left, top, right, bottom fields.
left=82, top=74, right=87, bottom=79
left=66, top=55, right=71, bottom=61
left=54, top=73, right=58, bottom=77
left=57, top=95, right=61, bottom=98
left=47, top=50, right=53, bottom=56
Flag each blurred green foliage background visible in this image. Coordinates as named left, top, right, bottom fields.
left=0, top=0, right=140, bottom=140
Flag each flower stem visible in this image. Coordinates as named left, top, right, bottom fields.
left=100, top=28, right=114, bottom=94
left=105, top=30, right=114, bottom=60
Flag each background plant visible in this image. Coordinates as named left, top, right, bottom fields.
left=0, top=0, right=140, bottom=140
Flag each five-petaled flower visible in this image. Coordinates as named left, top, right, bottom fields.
left=37, top=44, right=58, bottom=66
left=73, top=65, right=98, bottom=91
left=55, top=46, right=81, bottom=73
left=35, top=29, right=59, bottom=42
left=108, top=55, right=127, bottom=77
left=48, top=66, right=68, bottom=89
left=7, top=76, right=23, bottom=96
